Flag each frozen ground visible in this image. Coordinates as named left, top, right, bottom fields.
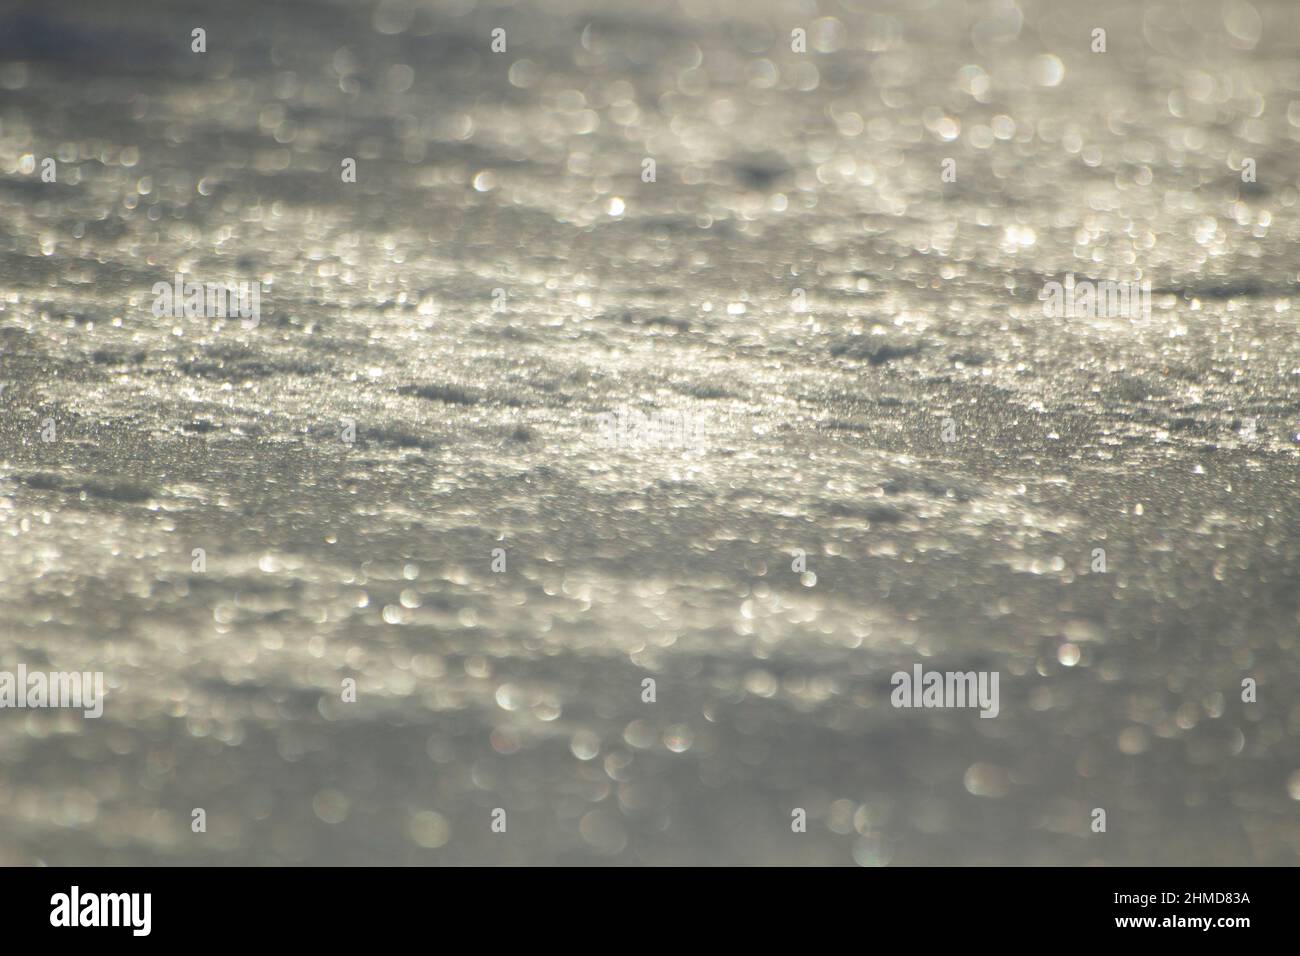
left=0, top=0, right=1298, bottom=864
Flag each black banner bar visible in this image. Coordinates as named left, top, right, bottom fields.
left=0, top=866, right=1285, bottom=941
